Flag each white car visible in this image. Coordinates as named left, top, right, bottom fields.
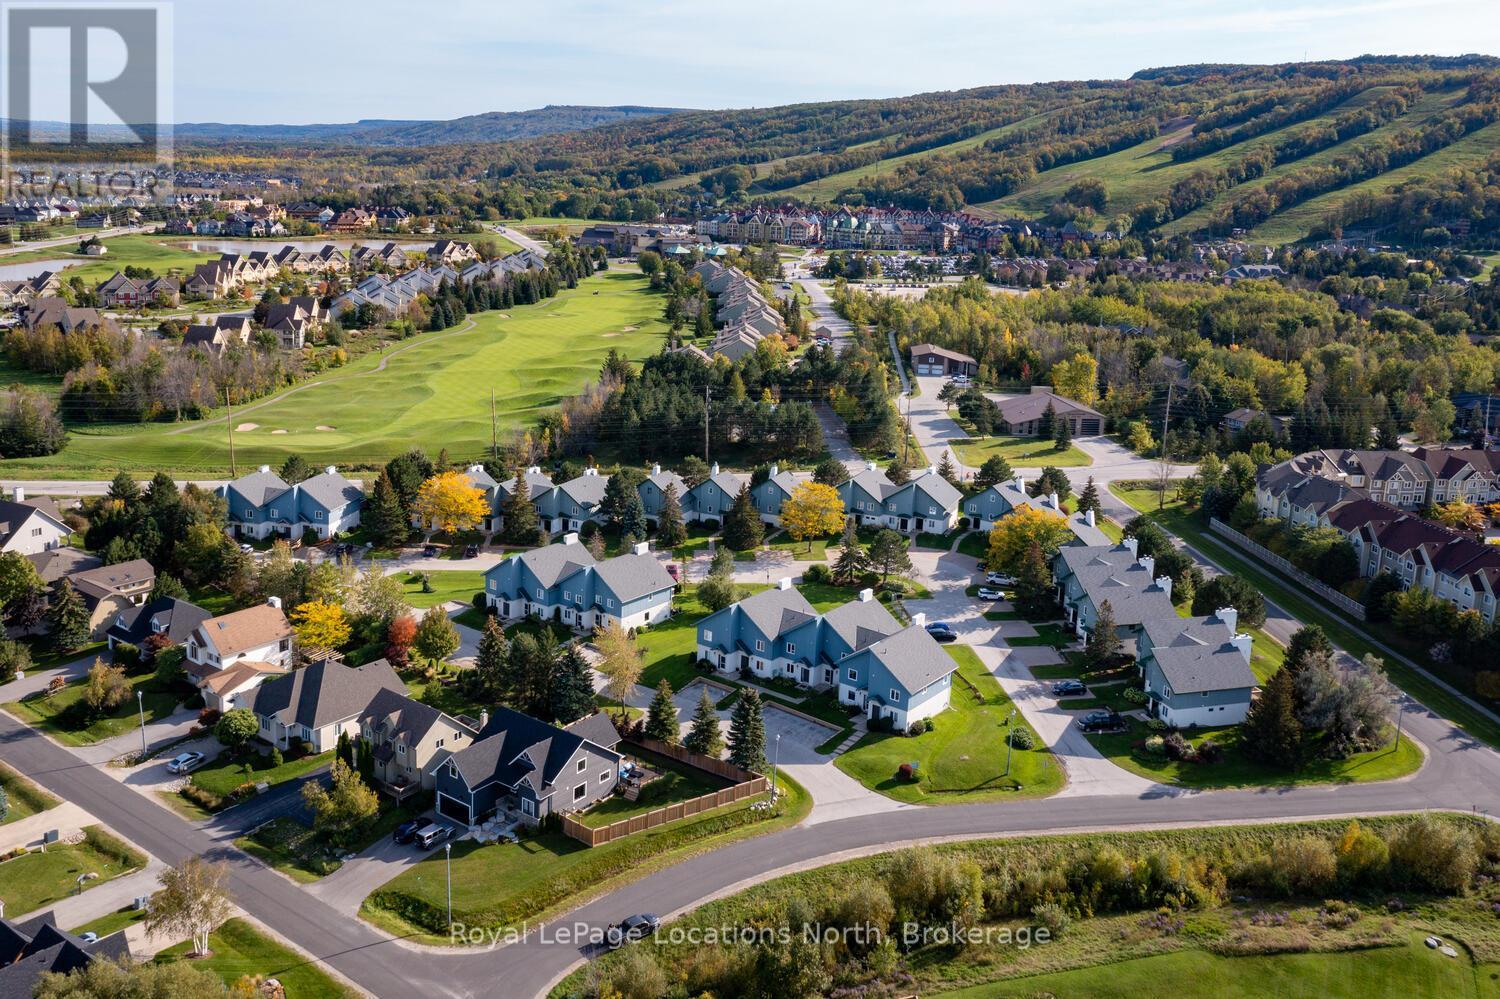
left=166, top=751, right=207, bottom=774
left=985, top=572, right=1014, bottom=586
left=976, top=587, right=1006, bottom=600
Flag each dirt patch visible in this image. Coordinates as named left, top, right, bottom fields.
left=601, top=332, right=620, bottom=338
left=315, top=425, right=336, bottom=431
left=234, top=423, right=259, bottom=432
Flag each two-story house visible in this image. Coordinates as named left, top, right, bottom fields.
left=184, top=600, right=295, bottom=709
left=245, top=658, right=405, bottom=753
left=357, top=687, right=480, bottom=799
left=0, top=492, right=71, bottom=556
left=66, top=558, right=155, bottom=639
left=637, top=464, right=689, bottom=525
left=1052, top=540, right=1176, bottom=640
left=749, top=465, right=810, bottom=527
left=1137, top=608, right=1256, bottom=727
left=682, top=464, right=747, bottom=524
left=839, top=464, right=962, bottom=535
left=538, top=468, right=609, bottom=535
left=835, top=616, right=956, bottom=730
left=482, top=537, right=675, bottom=631
left=222, top=466, right=365, bottom=541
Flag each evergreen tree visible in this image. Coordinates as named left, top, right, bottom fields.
left=48, top=578, right=91, bottom=652
left=723, top=483, right=764, bottom=551
left=1053, top=413, right=1072, bottom=450
left=1038, top=401, right=1056, bottom=439
left=618, top=491, right=649, bottom=545
left=644, top=679, right=680, bottom=743
left=1076, top=476, right=1101, bottom=516
left=1285, top=624, right=1335, bottom=676
left=1083, top=599, right=1120, bottom=669
left=474, top=617, right=510, bottom=700
left=1012, top=539, right=1053, bottom=615
left=684, top=686, right=724, bottom=757
left=813, top=458, right=848, bottom=487
left=973, top=455, right=1014, bottom=493
left=149, top=572, right=188, bottom=602
left=867, top=529, right=913, bottom=584
left=363, top=470, right=408, bottom=548
left=1242, top=667, right=1303, bottom=769
left=279, top=454, right=313, bottom=484
left=550, top=646, right=596, bottom=725
left=1376, top=402, right=1402, bottom=450
left=936, top=450, right=962, bottom=489
left=656, top=484, right=687, bottom=547
left=831, top=518, right=869, bottom=584
left=728, top=688, right=767, bottom=771
left=500, top=462, right=545, bottom=545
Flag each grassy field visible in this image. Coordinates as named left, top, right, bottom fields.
left=1110, top=484, right=1500, bottom=750
left=953, top=435, right=1091, bottom=468
left=7, top=270, right=668, bottom=477
left=0, top=827, right=146, bottom=917
left=156, top=918, right=355, bottom=998
left=835, top=645, right=1063, bottom=803
left=935, top=935, right=1487, bottom=999
left=780, top=111, right=1056, bottom=202
left=1088, top=718, right=1423, bottom=789
left=0, top=760, right=60, bottom=824
left=396, top=569, right=487, bottom=610
left=2, top=673, right=183, bottom=747
left=0, top=233, right=223, bottom=285
left=362, top=774, right=810, bottom=943
left=972, top=85, right=1414, bottom=221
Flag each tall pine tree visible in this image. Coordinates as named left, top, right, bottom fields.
left=832, top=518, right=869, bottom=584
left=364, top=470, right=408, bottom=548
left=722, top=483, right=764, bottom=551
left=48, top=578, right=91, bottom=653
left=684, top=687, right=725, bottom=758
left=473, top=617, right=510, bottom=701
left=644, top=680, right=680, bottom=743
left=656, top=484, right=687, bottom=548
left=550, top=646, right=596, bottom=725
left=728, top=688, right=767, bottom=771
left=500, top=462, right=545, bottom=545
left=1241, top=667, right=1303, bottom=769
left=1076, top=476, right=1101, bottom=516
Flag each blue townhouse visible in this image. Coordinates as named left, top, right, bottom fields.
left=749, top=464, right=808, bottom=527
left=1136, top=608, right=1256, bottom=727
left=223, top=465, right=364, bottom=542
left=638, top=464, right=689, bottom=524
left=682, top=464, right=748, bottom=524
left=839, top=462, right=961, bottom=535
left=486, top=465, right=555, bottom=533
left=695, top=582, right=956, bottom=727
left=482, top=534, right=675, bottom=631
left=535, top=468, right=609, bottom=535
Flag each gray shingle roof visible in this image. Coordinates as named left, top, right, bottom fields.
left=517, top=542, right=597, bottom=588
left=909, top=469, right=962, bottom=510
left=446, top=705, right=618, bottom=796
left=228, top=468, right=291, bottom=507
left=865, top=624, right=957, bottom=694
left=1148, top=630, right=1256, bottom=694
left=358, top=686, right=472, bottom=746
left=593, top=552, right=676, bottom=604
left=246, top=659, right=404, bottom=731
left=558, top=471, right=608, bottom=507
left=297, top=468, right=363, bottom=510
left=820, top=596, right=900, bottom=651
left=736, top=585, right=817, bottom=640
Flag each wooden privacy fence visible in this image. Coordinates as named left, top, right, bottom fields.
left=1209, top=518, right=1367, bottom=620
left=560, top=737, right=768, bottom=847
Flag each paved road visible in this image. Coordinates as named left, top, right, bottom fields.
left=0, top=224, right=153, bottom=258
left=794, top=276, right=852, bottom=351
left=490, top=224, right=551, bottom=258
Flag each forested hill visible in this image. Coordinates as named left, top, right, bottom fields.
left=175, top=57, right=1500, bottom=243
left=173, top=104, right=684, bottom=145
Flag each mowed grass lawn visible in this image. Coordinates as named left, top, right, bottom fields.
left=0, top=827, right=146, bottom=917
left=396, top=569, right=487, bottom=610
left=8, top=270, right=668, bottom=476
left=2, top=673, right=183, bottom=746
left=952, top=435, right=1091, bottom=468
left=0, top=761, right=60, bottom=824
left=156, top=918, right=355, bottom=998
left=936, top=934, right=1485, bottom=999
left=836, top=646, right=1063, bottom=803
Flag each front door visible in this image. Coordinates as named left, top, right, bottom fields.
left=800, top=666, right=810, bottom=684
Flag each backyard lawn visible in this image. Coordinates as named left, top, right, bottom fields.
left=155, top=918, right=355, bottom=998
left=577, top=747, right=731, bottom=828
left=4, top=270, right=669, bottom=477
left=185, top=749, right=332, bottom=813
left=362, top=775, right=810, bottom=943
left=836, top=646, right=1063, bottom=803
left=397, top=569, right=487, bottom=610
left=2, top=672, right=184, bottom=747
left=953, top=435, right=1091, bottom=469
left=1087, top=718, right=1424, bottom=789
left=0, top=761, right=60, bottom=824
left=0, top=827, right=146, bottom=917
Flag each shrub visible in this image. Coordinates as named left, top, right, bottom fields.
left=269, top=747, right=284, bottom=768
left=1007, top=727, right=1035, bottom=750
left=1386, top=814, right=1477, bottom=894
left=907, top=722, right=925, bottom=737
left=472, top=592, right=487, bottom=611
left=1144, top=735, right=1166, bottom=756
left=1197, top=739, right=1223, bottom=764
left=802, top=563, right=831, bottom=584
left=1122, top=686, right=1148, bottom=704
left=1146, top=718, right=1168, bottom=732
left=112, top=642, right=142, bottom=671
left=1162, top=732, right=1193, bottom=761
left=898, top=762, right=917, bottom=781
left=1032, top=900, right=1071, bottom=937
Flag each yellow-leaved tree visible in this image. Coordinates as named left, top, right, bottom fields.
left=291, top=599, right=351, bottom=651
left=1048, top=351, right=1099, bottom=406
left=985, top=506, right=1073, bottom=576
left=412, top=470, right=489, bottom=536
left=781, top=482, right=847, bottom=553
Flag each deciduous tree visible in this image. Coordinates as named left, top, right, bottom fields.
left=411, top=470, right=488, bottom=536
left=302, top=758, right=379, bottom=847
left=412, top=605, right=460, bottom=666
left=144, top=857, right=234, bottom=957
left=213, top=708, right=259, bottom=750
left=781, top=482, right=846, bottom=554
left=290, top=600, right=351, bottom=651
left=985, top=506, right=1071, bottom=575
left=595, top=620, right=643, bottom=719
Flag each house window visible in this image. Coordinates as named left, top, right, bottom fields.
left=607, top=598, right=614, bottom=608
left=785, top=643, right=796, bottom=655
left=396, top=744, right=405, bottom=755
left=600, top=771, right=611, bottom=783
left=536, top=588, right=544, bottom=599
left=448, top=762, right=457, bottom=778
left=755, top=640, right=765, bottom=652
left=573, top=783, right=587, bottom=801
left=890, top=689, right=902, bottom=702
left=846, top=668, right=857, bottom=681
left=563, top=590, right=571, bottom=600
left=435, top=738, right=444, bottom=748
left=244, top=508, right=254, bottom=518
left=269, top=508, right=277, bottom=517
left=703, top=629, right=713, bottom=642
left=577, top=758, right=587, bottom=772
left=315, top=511, right=324, bottom=520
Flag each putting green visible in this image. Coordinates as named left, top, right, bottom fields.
left=12, top=270, right=667, bottom=475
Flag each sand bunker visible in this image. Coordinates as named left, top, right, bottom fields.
left=271, top=429, right=288, bottom=435
left=235, top=423, right=259, bottom=432
left=620, top=325, right=638, bottom=332
left=601, top=332, right=620, bottom=338
left=315, top=425, right=336, bottom=431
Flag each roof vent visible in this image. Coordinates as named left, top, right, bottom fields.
left=858, top=588, right=874, bottom=602
left=632, top=541, right=650, bottom=556
left=258, top=465, right=270, bottom=474
left=325, top=466, right=336, bottom=475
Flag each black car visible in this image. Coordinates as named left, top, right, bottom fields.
left=421, top=544, right=439, bottom=557
left=464, top=544, right=480, bottom=558
left=1051, top=679, right=1087, bottom=697
left=606, top=913, right=661, bottom=949
left=392, top=818, right=425, bottom=844
left=1077, top=709, right=1126, bottom=733
left=926, top=626, right=958, bottom=644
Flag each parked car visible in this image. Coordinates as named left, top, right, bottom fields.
left=606, top=913, right=661, bottom=949
left=463, top=544, right=480, bottom=559
left=924, top=622, right=957, bottom=643
left=1077, top=709, right=1125, bottom=733
left=1051, top=679, right=1087, bottom=697
left=422, top=544, right=439, bottom=557
left=985, top=572, right=1014, bottom=586
left=976, top=587, right=1005, bottom=601
left=414, top=821, right=453, bottom=849
left=392, top=818, right=426, bottom=844
left=238, top=543, right=253, bottom=553
left=166, top=751, right=206, bottom=774
left=78, top=932, right=97, bottom=945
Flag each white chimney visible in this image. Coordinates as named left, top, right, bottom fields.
left=1215, top=606, right=1238, bottom=634
left=1012, top=472, right=1024, bottom=489
left=777, top=577, right=793, bottom=590
left=11, top=487, right=22, bottom=503
left=258, top=465, right=270, bottom=474
left=585, top=467, right=598, bottom=477
left=858, top=587, right=874, bottom=602
left=528, top=465, right=540, bottom=474
left=1085, top=509, right=1096, bottom=527
left=479, top=708, right=489, bottom=728
left=769, top=463, right=779, bottom=477
left=1048, top=492, right=1060, bottom=509
left=927, top=465, right=937, bottom=476
left=711, top=462, right=720, bottom=475
left=266, top=596, right=282, bottom=610
left=1124, top=536, right=1139, bottom=557
left=866, top=461, right=878, bottom=472
left=912, top=612, right=927, bottom=628
left=1155, top=576, right=1172, bottom=600
left=325, top=465, right=336, bottom=476
left=563, top=532, right=580, bottom=546
left=652, top=463, right=661, bottom=475
left=1138, top=555, right=1154, bottom=577
left=1231, top=633, right=1253, bottom=663
left=632, top=541, right=650, bottom=555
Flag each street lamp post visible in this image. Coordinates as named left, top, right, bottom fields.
left=445, top=842, right=453, bottom=935
left=1003, top=708, right=1015, bottom=777
left=769, top=733, right=781, bottom=801
left=136, top=690, right=147, bottom=758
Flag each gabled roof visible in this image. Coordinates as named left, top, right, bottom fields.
left=68, top=558, right=154, bottom=601
left=246, top=658, right=404, bottom=731
left=27, top=546, right=101, bottom=584
left=733, top=585, right=817, bottom=640
left=193, top=603, right=293, bottom=657
left=862, top=624, right=957, bottom=694
left=107, top=595, right=210, bottom=646
left=1147, top=628, right=1256, bottom=694
left=297, top=468, right=363, bottom=510
left=226, top=468, right=291, bottom=507
left=592, top=552, right=676, bottom=604
left=0, top=498, right=69, bottom=543
left=444, top=705, right=619, bottom=797
left=359, top=686, right=475, bottom=746
left=557, top=471, right=608, bottom=508
left=908, top=469, right=962, bottom=510
left=515, top=541, right=598, bottom=588
left=908, top=342, right=976, bottom=364
left=846, top=465, right=898, bottom=502
left=820, top=596, right=900, bottom=652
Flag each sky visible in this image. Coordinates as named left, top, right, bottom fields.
left=170, top=0, right=1500, bottom=124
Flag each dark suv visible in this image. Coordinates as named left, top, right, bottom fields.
left=1077, top=709, right=1126, bottom=733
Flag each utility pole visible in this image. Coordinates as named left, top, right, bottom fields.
left=1156, top=381, right=1174, bottom=511
left=1003, top=707, right=1015, bottom=777
left=704, top=385, right=711, bottom=462
left=224, top=389, right=237, bottom=477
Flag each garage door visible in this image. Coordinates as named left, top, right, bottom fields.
left=917, top=363, right=941, bottom=376
left=1079, top=418, right=1101, bottom=435
left=437, top=792, right=471, bottom=826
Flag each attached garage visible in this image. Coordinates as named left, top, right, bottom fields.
left=1077, top=416, right=1102, bottom=435
left=437, top=791, right=472, bottom=826
left=909, top=343, right=977, bottom=378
